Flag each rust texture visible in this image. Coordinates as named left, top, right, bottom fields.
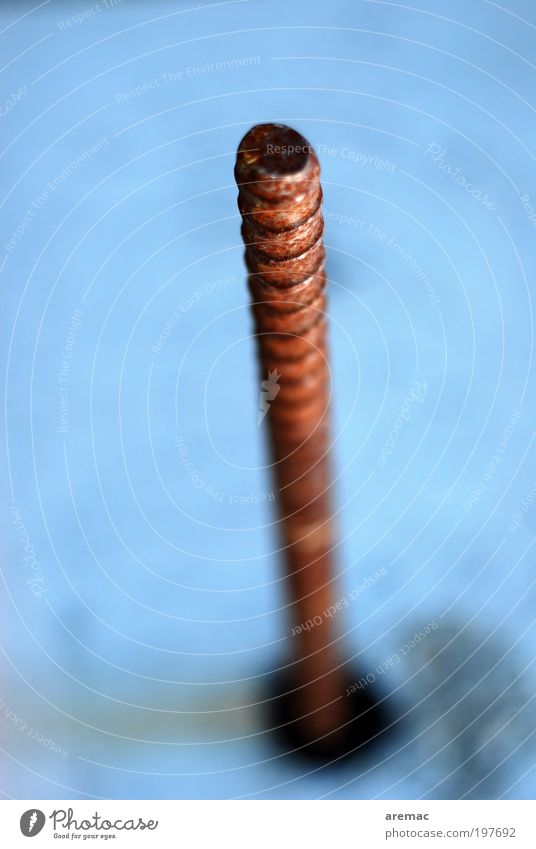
left=235, top=123, right=349, bottom=746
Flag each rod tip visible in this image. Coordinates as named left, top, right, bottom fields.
left=237, top=123, right=313, bottom=175
left=235, top=124, right=320, bottom=200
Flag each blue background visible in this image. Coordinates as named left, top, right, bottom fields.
left=1, top=0, right=535, bottom=799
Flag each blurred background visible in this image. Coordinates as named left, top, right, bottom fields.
left=1, top=0, right=535, bottom=800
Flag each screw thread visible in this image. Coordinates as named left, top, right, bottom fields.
left=236, top=124, right=348, bottom=744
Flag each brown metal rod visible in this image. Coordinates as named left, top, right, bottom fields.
left=235, top=124, right=350, bottom=747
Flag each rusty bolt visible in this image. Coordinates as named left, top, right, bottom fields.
left=235, top=123, right=354, bottom=754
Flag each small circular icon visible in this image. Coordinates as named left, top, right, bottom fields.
left=20, top=810, right=46, bottom=837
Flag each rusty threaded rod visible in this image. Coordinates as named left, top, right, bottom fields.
left=235, top=123, right=351, bottom=749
